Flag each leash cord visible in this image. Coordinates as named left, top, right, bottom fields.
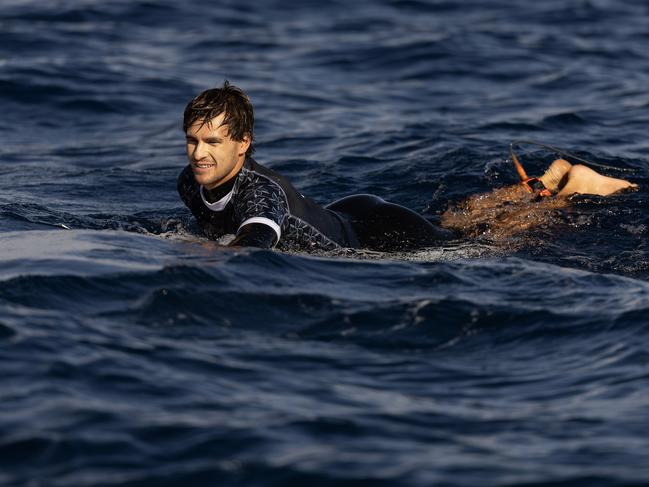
left=509, top=140, right=637, bottom=174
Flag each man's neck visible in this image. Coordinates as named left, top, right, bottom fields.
left=203, top=176, right=236, bottom=203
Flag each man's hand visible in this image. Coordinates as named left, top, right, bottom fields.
left=228, top=223, right=278, bottom=249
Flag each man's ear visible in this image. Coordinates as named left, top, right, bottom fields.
left=239, top=133, right=252, bottom=156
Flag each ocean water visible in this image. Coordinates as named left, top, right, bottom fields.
left=2, top=0, right=649, bottom=485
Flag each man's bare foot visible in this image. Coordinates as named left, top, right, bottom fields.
left=557, top=164, right=638, bottom=197
left=539, top=158, right=572, bottom=192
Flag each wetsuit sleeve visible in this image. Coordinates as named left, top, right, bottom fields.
left=229, top=223, right=278, bottom=248
left=177, top=165, right=229, bottom=239
left=234, top=178, right=288, bottom=247
left=177, top=165, right=196, bottom=207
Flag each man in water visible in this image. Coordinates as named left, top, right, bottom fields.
left=178, top=82, right=636, bottom=251
left=177, top=81, right=453, bottom=252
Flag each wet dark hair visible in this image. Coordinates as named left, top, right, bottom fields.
left=183, top=80, right=255, bottom=156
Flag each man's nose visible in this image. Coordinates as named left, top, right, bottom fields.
left=193, top=141, right=208, bottom=160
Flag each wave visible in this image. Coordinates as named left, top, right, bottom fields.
left=2, top=229, right=648, bottom=351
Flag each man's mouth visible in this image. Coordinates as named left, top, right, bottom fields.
left=193, top=163, right=215, bottom=169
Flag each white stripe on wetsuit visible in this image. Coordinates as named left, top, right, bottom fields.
left=238, top=217, right=281, bottom=244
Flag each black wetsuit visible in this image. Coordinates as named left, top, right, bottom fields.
left=177, top=157, right=452, bottom=251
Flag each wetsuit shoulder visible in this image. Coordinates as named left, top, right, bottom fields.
left=232, top=161, right=289, bottom=245
left=241, top=159, right=353, bottom=250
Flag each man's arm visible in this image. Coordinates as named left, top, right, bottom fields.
left=232, top=175, right=287, bottom=249
left=228, top=223, right=278, bottom=248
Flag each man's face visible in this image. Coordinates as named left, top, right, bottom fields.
left=185, top=113, right=250, bottom=189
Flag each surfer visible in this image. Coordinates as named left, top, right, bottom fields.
left=178, top=81, right=637, bottom=250
left=178, top=81, right=452, bottom=251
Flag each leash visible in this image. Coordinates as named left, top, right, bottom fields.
left=509, top=142, right=552, bottom=197
left=510, top=140, right=637, bottom=174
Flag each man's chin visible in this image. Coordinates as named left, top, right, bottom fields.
left=192, top=172, right=219, bottom=188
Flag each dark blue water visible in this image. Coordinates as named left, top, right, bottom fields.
left=2, top=1, right=649, bottom=485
